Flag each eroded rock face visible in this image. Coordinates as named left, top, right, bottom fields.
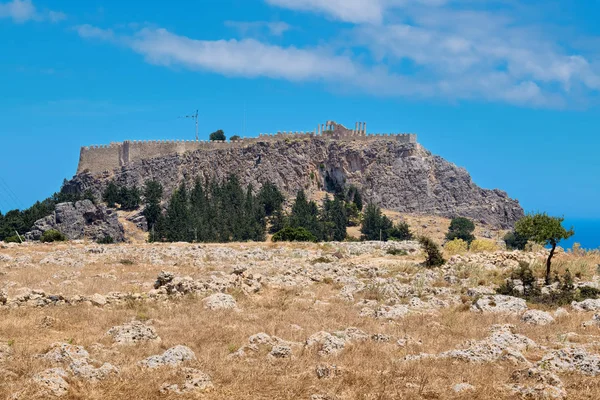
left=25, top=200, right=124, bottom=242
left=68, top=140, right=523, bottom=228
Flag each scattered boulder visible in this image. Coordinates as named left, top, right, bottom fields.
left=160, top=368, right=213, bottom=394
left=306, top=331, right=346, bottom=357
left=202, top=293, right=237, bottom=310
left=316, top=364, right=342, bottom=379
left=471, top=295, right=528, bottom=315
left=538, top=347, right=600, bottom=376
left=582, top=314, right=600, bottom=328
left=39, top=342, right=118, bottom=382
left=506, top=367, right=566, bottom=399
left=41, top=343, right=90, bottom=364
left=33, top=368, right=69, bottom=397
left=406, top=325, right=536, bottom=364
left=571, top=299, right=600, bottom=312
left=69, top=359, right=119, bottom=381
left=521, top=310, right=555, bottom=326
left=90, top=293, right=107, bottom=307
left=230, top=332, right=298, bottom=359
left=106, top=320, right=161, bottom=345
left=140, top=345, right=197, bottom=369
left=553, top=308, right=569, bottom=318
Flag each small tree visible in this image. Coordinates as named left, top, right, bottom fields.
left=230, top=135, right=241, bottom=141
left=209, top=129, right=226, bottom=141
left=102, top=181, right=120, bottom=208
left=446, top=217, right=475, bottom=244
left=515, top=213, right=574, bottom=285
left=419, top=236, right=445, bottom=267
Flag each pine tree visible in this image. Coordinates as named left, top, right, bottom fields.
left=361, top=203, right=393, bottom=241
left=189, top=177, right=207, bottom=242
left=330, top=196, right=347, bottom=241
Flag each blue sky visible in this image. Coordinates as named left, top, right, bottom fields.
left=0, top=0, right=599, bottom=219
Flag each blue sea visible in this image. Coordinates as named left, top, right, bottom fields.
left=559, top=219, right=600, bottom=250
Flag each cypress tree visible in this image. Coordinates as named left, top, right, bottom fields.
left=166, top=182, right=191, bottom=242
left=143, top=180, right=163, bottom=229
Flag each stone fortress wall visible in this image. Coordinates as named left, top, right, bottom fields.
left=77, top=120, right=418, bottom=175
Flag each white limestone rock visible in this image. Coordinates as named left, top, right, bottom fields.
left=140, top=345, right=197, bottom=369
left=471, top=295, right=528, bottom=315
left=106, top=320, right=161, bottom=345
left=202, top=293, right=238, bottom=310
left=522, top=309, right=555, bottom=326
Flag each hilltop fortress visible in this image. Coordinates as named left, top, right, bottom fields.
left=69, top=119, right=524, bottom=228
left=77, top=120, right=417, bottom=175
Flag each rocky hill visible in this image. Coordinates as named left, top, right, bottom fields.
left=66, top=138, right=523, bottom=228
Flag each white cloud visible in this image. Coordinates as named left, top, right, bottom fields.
left=0, top=0, right=65, bottom=23
left=74, top=0, right=600, bottom=109
left=74, top=24, right=115, bottom=41
left=265, top=0, right=387, bottom=24
left=224, top=20, right=291, bottom=37
left=127, top=28, right=358, bottom=81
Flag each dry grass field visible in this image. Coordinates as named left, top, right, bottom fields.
left=1, top=240, right=600, bottom=399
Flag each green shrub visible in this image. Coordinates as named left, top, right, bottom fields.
left=3, top=235, right=22, bottom=243
left=497, top=264, right=598, bottom=307
left=469, top=239, right=499, bottom=253
left=419, top=236, right=445, bottom=267
left=97, top=235, right=115, bottom=244
left=272, top=227, right=317, bottom=242
left=386, top=248, right=407, bottom=256
left=40, top=230, right=67, bottom=243
left=388, top=221, right=412, bottom=241
left=444, top=238, right=468, bottom=255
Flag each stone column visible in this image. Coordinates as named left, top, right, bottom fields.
left=364, top=122, right=367, bottom=135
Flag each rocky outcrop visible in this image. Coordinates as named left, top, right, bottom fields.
left=66, top=139, right=523, bottom=228
left=25, top=200, right=124, bottom=242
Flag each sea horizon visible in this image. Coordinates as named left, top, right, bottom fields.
left=558, top=218, right=600, bottom=250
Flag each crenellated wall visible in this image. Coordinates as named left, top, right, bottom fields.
left=77, top=121, right=417, bottom=175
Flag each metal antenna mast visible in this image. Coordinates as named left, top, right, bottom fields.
left=180, top=110, right=199, bottom=141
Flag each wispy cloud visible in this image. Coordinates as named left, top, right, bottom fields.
left=127, top=28, right=358, bottom=81
left=0, top=0, right=65, bottom=23
left=74, top=24, right=115, bottom=41
left=224, top=20, right=291, bottom=37
left=73, top=1, right=600, bottom=108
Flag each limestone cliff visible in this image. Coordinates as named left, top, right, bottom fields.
left=66, top=138, right=524, bottom=228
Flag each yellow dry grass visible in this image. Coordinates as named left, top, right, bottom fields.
left=1, top=241, right=600, bottom=399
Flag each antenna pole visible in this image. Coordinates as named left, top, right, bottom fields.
left=195, top=110, right=199, bottom=141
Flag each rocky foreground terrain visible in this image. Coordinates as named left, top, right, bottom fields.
left=1, top=241, right=600, bottom=399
